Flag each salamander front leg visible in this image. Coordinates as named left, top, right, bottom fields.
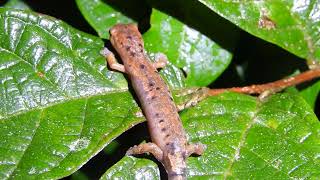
left=100, top=47, right=126, bottom=73
left=153, top=53, right=168, bottom=69
left=126, top=142, right=163, bottom=161
left=186, top=143, right=207, bottom=157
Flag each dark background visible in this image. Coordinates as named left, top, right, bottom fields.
left=1, top=0, right=319, bottom=179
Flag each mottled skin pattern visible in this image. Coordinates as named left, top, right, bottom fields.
left=102, top=24, right=205, bottom=180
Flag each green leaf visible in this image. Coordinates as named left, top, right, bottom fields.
left=0, top=8, right=145, bottom=179
left=4, top=0, right=30, bottom=10
left=300, top=80, right=320, bottom=109
left=150, top=55, right=186, bottom=88
left=144, top=9, right=232, bottom=87
left=198, top=0, right=320, bottom=62
left=104, top=92, right=320, bottom=179
left=76, top=0, right=133, bottom=39
left=100, top=156, right=160, bottom=180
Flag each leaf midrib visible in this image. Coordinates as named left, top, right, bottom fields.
left=222, top=100, right=261, bottom=179
left=8, top=109, right=44, bottom=178
left=42, top=98, right=89, bottom=177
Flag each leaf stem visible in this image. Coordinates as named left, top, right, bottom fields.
left=208, top=68, right=320, bottom=96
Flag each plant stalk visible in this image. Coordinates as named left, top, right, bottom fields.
left=208, top=68, right=320, bottom=96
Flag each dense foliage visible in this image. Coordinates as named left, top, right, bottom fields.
left=0, top=0, right=319, bottom=179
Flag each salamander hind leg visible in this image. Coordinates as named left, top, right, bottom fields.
left=126, top=142, right=163, bottom=161
left=100, top=47, right=126, bottom=73
left=153, top=53, right=168, bottom=69
left=176, top=88, right=209, bottom=111
left=186, top=143, right=207, bottom=157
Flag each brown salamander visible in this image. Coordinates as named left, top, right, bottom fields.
left=101, top=24, right=206, bottom=180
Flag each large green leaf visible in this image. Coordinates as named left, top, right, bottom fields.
left=144, top=9, right=232, bottom=87
left=1, top=91, right=145, bottom=179
left=198, top=0, right=320, bottom=62
left=0, top=8, right=141, bottom=179
left=75, top=0, right=133, bottom=39
left=104, top=92, right=320, bottom=179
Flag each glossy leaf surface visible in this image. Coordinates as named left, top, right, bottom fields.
left=0, top=8, right=140, bottom=179
left=198, top=0, right=320, bottom=62
left=104, top=92, right=320, bottom=179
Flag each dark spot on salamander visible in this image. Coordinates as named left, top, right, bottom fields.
left=161, top=128, right=166, bottom=132
left=138, top=43, right=142, bottom=47
left=148, top=78, right=155, bottom=87
left=127, top=35, right=132, bottom=39
left=140, top=64, right=145, bottom=69
left=159, top=119, right=164, bottom=123
left=165, top=134, right=170, bottom=138
left=167, top=143, right=176, bottom=153
left=130, top=52, right=135, bottom=57
left=155, top=113, right=159, bottom=116
left=125, top=46, right=130, bottom=51
left=140, top=49, right=143, bottom=53
left=156, top=87, right=160, bottom=90
left=151, top=96, right=156, bottom=100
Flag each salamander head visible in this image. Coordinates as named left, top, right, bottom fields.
left=109, top=23, right=144, bottom=58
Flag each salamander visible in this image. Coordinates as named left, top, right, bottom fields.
left=101, top=23, right=206, bottom=180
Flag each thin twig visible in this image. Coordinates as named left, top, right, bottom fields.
left=208, top=68, right=320, bottom=96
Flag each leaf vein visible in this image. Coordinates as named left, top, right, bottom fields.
left=8, top=109, right=44, bottom=178
left=223, top=102, right=260, bottom=179
left=46, top=98, right=89, bottom=174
